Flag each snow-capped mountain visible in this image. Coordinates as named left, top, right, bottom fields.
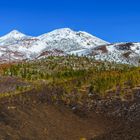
left=0, top=28, right=140, bottom=65
left=0, top=28, right=108, bottom=62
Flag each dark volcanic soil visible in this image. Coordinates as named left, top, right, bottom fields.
left=0, top=92, right=139, bottom=140
left=0, top=92, right=113, bottom=140
left=0, top=81, right=140, bottom=140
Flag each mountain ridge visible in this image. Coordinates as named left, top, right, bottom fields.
left=0, top=28, right=140, bottom=65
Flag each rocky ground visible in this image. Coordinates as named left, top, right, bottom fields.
left=0, top=89, right=113, bottom=140
left=0, top=77, right=140, bottom=140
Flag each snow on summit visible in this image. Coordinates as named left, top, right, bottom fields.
left=38, top=28, right=108, bottom=51
left=0, top=30, right=31, bottom=46
left=0, top=30, right=26, bottom=40
left=0, top=28, right=140, bottom=65
left=0, top=28, right=108, bottom=61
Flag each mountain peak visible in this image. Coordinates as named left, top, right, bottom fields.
left=0, top=30, right=26, bottom=40
left=54, top=28, right=74, bottom=32
left=9, top=29, right=22, bottom=34
left=7, top=30, right=26, bottom=37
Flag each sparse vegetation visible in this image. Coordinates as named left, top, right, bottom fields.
left=0, top=56, right=140, bottom=100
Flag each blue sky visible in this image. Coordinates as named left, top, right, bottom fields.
left=0, top=0, right=140, bottom=42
